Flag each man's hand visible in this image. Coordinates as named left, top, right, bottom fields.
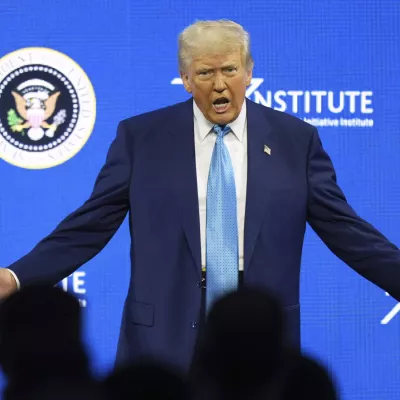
left=0, top=269, right=18, bottom=299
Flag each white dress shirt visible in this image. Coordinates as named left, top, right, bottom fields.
left=193, top=100, right=248, bottom=271
left=8, top=101, right=248, bottom=287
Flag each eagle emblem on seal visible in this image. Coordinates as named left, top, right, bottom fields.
left=8, top=79, right=66, bottom=141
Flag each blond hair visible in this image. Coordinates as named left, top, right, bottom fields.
left=178, top=19, right=254, bottom=72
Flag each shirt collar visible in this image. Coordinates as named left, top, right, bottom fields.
left=193, top=99, right=247, bottom=142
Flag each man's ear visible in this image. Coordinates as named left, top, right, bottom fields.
left=245, top=69, right=253, bottom=86
left=180, top=71, right=192, bottom=93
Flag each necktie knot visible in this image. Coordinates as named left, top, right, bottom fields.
left=213, top=124, right=231, bottom=138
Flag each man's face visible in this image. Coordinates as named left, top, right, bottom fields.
left=180, top=49, right=252, bottom=125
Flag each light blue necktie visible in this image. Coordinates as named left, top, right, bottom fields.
left=206, top=124, right=239, bottom=312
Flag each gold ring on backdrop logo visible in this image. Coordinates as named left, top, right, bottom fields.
left=0, top=47, right=96, bottom=169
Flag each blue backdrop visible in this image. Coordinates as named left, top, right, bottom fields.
left=0, top=1, right=399, bottom=398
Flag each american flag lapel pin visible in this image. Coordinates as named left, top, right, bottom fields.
left=264, top=145, right=271, bottom=155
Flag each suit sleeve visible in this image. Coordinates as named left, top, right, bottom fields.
left=306, top=127, right=400, bottom=301
left=7, top=121, right=132, bottom=286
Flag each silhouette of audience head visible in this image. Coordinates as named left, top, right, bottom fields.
left=280, top=352, right=338, bottom=400
left=0, top=285, right=90, bottom=395
left=104, top=360, right=187, bottom=400
left=192, top=287, right=285, bottom=398
left=12, top=381, right=102, bottom=400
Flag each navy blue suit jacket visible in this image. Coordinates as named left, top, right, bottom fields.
left=8, top=98, right=400, bottom=371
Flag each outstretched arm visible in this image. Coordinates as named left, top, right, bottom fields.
left=6, top=121, right=132, bottom=287
left=306, top=127, right=400, bottom=301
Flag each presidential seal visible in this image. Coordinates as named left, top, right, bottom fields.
left=0, top=48, right=96, bottom=169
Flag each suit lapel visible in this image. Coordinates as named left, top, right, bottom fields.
left=167, top=99, right=201, bottom=278
left=244, top=99, right=275, bottom=272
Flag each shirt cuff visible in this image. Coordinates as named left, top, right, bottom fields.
left=7, top=269, right=21, bottom=290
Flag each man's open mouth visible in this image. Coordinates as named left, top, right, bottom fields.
left=213, top=97, right=230, bottom=113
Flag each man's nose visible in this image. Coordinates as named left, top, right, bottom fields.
left=213, top=73, right=227, bottom=92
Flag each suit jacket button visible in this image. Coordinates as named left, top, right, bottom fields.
left=197, top=281, right=201, bottom=288
left=191, top=321, right=197, bottom=329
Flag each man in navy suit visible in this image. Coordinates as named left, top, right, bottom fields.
left=2, top=20, right=400, bottom=371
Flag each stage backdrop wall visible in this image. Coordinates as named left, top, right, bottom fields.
left=0, top=1, right=399, bottom=398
